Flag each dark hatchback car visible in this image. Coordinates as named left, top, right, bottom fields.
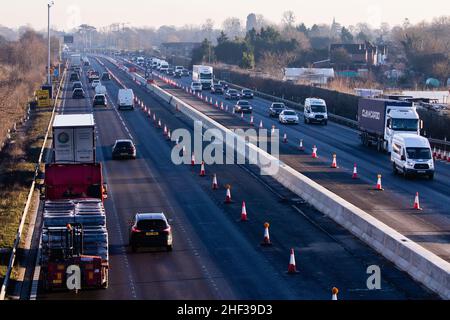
left=69, top=72, right=80, bottom=82
left=181, top=69, right=189, bottom=77
left=166, top=68, right=175, bottom=76
left=101, top=72, right=111, bottom=81
left=72, top=81, right=83, bottom=91
left=269, top=102, right=287, bottom=117
left=241, top=89, right=254, bottom=99
left=174, top=70, right=182, bottom=78
left=211, top=84, right=224, bottom=94
left=93, top=94, right=107, bottom=107
left=72, top=88, right=85, bottom=99
left=225, top=89, right=240, bottom=100
left=129, top=213, right=173, bottom=252
left=112, top=139, right=136, bottom=160
left=234, top=100, right=253, bottom=113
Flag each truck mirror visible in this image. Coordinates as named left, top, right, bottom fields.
left=401, top=155, right=406, bottom=161
left=420, top=120, right=424, bottom=130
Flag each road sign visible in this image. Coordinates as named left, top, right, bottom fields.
left=64, top=35, right=74, bottom=44
left=54, top=68, right=59, bottom=78
left=36, top=90, right=50, bottom=107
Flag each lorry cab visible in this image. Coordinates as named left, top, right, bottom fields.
left=159, top=62, right=169, bottom=73
left=304, top=98, right=328, bottom=125
left=391, top=133, right=434, bottom=179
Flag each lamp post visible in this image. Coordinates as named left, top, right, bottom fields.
left=47, top=1, right=54, bottom=85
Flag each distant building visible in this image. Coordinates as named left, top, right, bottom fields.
left=246, top=13, right=257, bottom=31
left=283, top=68, right=335, bottom=85
left=329, top=42, right=388, bottom=68
left=160, top=42, right=201, bottom=59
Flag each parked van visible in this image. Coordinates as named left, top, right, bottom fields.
left=304, top=98, right=328, bottom=125
left=117, top=89, right=134, bottom=110
left=391, top=133, right=434, bottom=179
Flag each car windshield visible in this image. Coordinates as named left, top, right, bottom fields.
left=229, top=90, right=237, bottom=94
left=137, top=219, right=167, bottom=230
left=284, top=111, right=296, bottom=116
left=239, top=101, right=250, bottom=106
left=272, top=104, right=285, bottom=109
left=95, top=96, right=105, bottom=101
left=391, top=119, right=419, bottom=131
left=406, top=147, right=432, bottom=160
left=193, top=82, right=201, bottom=86
left=200, top=73, right=212, bottom=80
left=214, top=85, right=222, bottom=88
left=115, top=141, right=133, bottom=148
left=311, top=105, right=326, bottom=113
left=243, top=90, right=252, bottom=93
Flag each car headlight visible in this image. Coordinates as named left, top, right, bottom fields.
left=406, top=161, right=415, bottom=167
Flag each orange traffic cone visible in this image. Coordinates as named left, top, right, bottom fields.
left=312, top=145, right=318, bottom=158
left=166, top=129, right=171, bottom=140
left=437, top=149, right=442, bottom=160
left=375, top=174, right=383, bottom=191
left=271, top=125, right=276, bottom=135
left=225, top=185, right=232, bottom=204
left=432, top=147, right=437, bottom=158
left=153, top=114, right=156, bottom=122
left=191, top=152, right=196, bottom=166
left=163, top=125, right=168, bottom=136
left=299, top=139, right=305, bottom=151
left=332, top=287, right=339, bottom=300
left=352, top=163, right=358, bottom=179
left=413, top=192, right=422, bottom=210
left=447, top=151, right=450, bottom=163
left=287, top=249, right=298, bottom=274
left=215, top=101, right=218, bottom=108
left=212, top=174, right=218, bottom=190
left=331, top=153, right=338, bottom=168
left=261, top=222, right=272, bottom=246
left=199, top=161, right=206, bottom=176
left=157, top=119, right=162, bottom=128
left=283, top=133, right=288, bottom=143
left=240, top=201, right=248, bottom=222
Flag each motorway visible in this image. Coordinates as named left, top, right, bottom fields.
left=21, top=55, right=439, bottom=300
left=118, top=57, right=450, bottom=264
left=38, top=54, right=436, bottom=300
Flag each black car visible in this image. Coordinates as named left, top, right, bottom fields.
left=129, top=213, right=173, bottom=252
left=218, top=81, right=229, bottom=89
left=112, top=139, right=136, bottom=159
left=166, top=68, right=175, bottom=76
left=181, top=69, right=189, bottom=77
left=69, top=72, right=80, bottom=82
left=269, top=102, right=287, bottom=117
left=101, top=72, right=111, bottom=81
left=241, top=89, right=254, bottom=99
left=234, top=100, right=253, bottom=113
left=225, top=89, right=240, bottom=100
left=72, top=88, right=85, bottom=99
left=211, top=84, right=224, bottom=94
left=174, top=70, right=182, bottom=78
left=72, top=81, right=83, bottom=91
left=93, top=94, right=107, bottom=107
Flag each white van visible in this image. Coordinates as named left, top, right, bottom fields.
left=304, top=98, right=328, bottom=125
left=159, top=61, right=169, bottom=73
left=95, top=85, right=107, bottom=95
left=117, top=89, right=134, bottom=110
left=391, top=133, right=434, bottom=179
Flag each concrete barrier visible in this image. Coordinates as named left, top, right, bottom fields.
left=141, top=77, right=450, bottom=300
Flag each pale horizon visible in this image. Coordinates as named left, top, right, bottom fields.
left=2, top=0, right=450, bottom=31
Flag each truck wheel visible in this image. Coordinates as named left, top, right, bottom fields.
left=393, top=163, right=398, bottom=175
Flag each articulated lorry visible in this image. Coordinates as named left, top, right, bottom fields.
left=192, top=65, right=213, bottom=90
left=40, top=114, right=109, bottom=291
left=358, top=98, right=421, bottom=153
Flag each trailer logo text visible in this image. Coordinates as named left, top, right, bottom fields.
left=362, top=109, right=381, bottom=120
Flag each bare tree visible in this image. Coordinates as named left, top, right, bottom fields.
left=282, top=11, right=296, bottom=29
left=222, top=17, right=243, bottom=39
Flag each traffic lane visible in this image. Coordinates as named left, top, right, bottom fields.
left=148, top=78, right=450, bottom=262
left=37, top=73, right=138, bottom=300
left=100, top=58, right=437, bottom=299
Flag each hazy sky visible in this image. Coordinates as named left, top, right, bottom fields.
left=3, top=0, right=450, bottom=31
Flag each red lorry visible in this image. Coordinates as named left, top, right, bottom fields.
left=40, top=163, right=109, bottom=291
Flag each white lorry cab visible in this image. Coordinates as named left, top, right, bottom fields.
left=391, top=133, right=434, bottom=179
left=159, top=61, right=169, bottom=72
left=117, top=88, right=135, bottom=110
left=304, top=98, right=328, bottom=125
left=192, top=65, right=213, bottom=90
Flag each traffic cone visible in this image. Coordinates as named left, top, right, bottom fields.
left=447, top=151, right=450, bottom=163
left=331, top=153, right=338, bottom=168
left=375, top=174, right=383, bottom=191
left=259, top=120, right=264, bottom=129
left=225, top=105, right=229, bottom=112
left=240, top=201, right=248, bottom=222
left=271, top=125, right=276, bottom=135
left=199, top=161, right=206, bottom=176
left=432, top=147, right=437, bottom=158
left=215, top=100, right=218, bottom=108
left=225, top=185, right=232, bottom=204
left=437, top=149, right=442, bottom=159
left=352, top=163, right=358, bottom=179
left=163, top=125, right=168, bottom=136
left=241, top=112, right=244, bottom=119
left=287, top=249, right=298, bottom=274
left=166, top=129, right=171, bottom=140
left=181, top=146, right=186, bottom=157
left=332, top=287, right=339, bottom=300
left=312, top=145, right=318, bottom=158
left=157, top=119, right=162, bottom=128
left=413, top=192, right=422, bottom=210
left=210, top=97, right=213, bottom=105
left=191, top=153, right=196, bottom=166
left=443, top=151, right=448, bottom=161
left=220, top=102, right=224, bottom=110
left=299, top=139, right=305, bottom=151
left=250, top=115, right=254, bottom=126
left=261, top=222, right=272, bottom=246
left=283, top=133, right=288, bottom=143
left=212, top=174, right=218, bottom=190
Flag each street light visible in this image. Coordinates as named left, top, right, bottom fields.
left=47, top=1, right=54, bottom=85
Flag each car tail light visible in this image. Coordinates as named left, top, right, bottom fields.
left=163, top=226, right=171, bottom=234
left=131, top=226, right=141, bottom=233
